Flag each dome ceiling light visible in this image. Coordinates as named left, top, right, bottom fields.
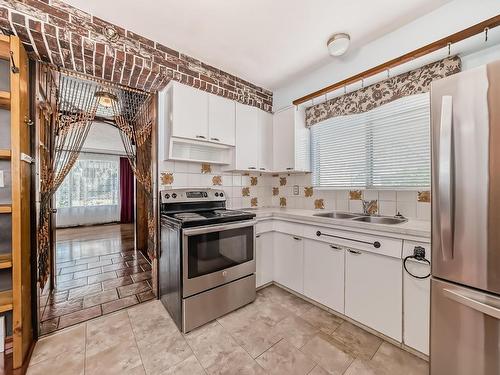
left=327, top=33, right=351, bottom=57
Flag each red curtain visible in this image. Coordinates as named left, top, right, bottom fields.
left=120, top=157, right=134, bottom=223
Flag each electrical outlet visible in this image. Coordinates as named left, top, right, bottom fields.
left=293, top=185, right=299, bottom=195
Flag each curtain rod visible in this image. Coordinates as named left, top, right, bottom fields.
left=293, top=14, right=500, bottom=106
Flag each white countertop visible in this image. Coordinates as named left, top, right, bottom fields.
left=244, top=207, right=431, bottom=240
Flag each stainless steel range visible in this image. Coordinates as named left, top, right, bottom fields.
left=159, top=188, right=256, bottom=333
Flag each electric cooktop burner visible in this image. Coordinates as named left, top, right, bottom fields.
left=171, top=209, right=250, bottom=222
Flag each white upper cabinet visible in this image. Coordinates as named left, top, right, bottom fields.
left=170, top=82, right=209, bottom=141
left=273, top=106, right=310, bottom=173
left=208, top=94, right=235, bottom=146
left=258, top=111, right=273, bottom=172
left=235, top=103, right=259, bottom=170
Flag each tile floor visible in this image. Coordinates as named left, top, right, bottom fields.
left=39, top=224, right=154, bottom=335
left=29, top=285, right=428, bottom=375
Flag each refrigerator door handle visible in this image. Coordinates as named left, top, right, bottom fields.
left=443, top=288, right=500, bottom=320
left=439, top=95, right=454, bottom=260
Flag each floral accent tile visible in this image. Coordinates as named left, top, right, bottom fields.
left=365, top=200, right=378, bottom=215
left=250, top=177, right=258, bottom=186
left=243, top=172, right=250, bottom=176
left=160, top=172, right=174, bottom=185
left=242, top=187, right=250, bottom=197
left=212, top=175, right=222, bottom=186
left=279, top=197, right=287, bottom=207
left=279, top=177, right=287, bottom=186
left=314, top=199, right=325, bottom=209
left=349, top=190, right=363, bottom=200
left=304, top=187, right=313, bottom=197
left=251, top=197, right=258, bottom=207
left=417, top=191, right=431, bottom=203
left=201, top=163, right=212, bottom=174
left=272, top=187, right=279, bottom=196
left=272, top=174, right=279, bottom=177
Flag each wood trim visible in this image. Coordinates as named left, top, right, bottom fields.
left=0, top=204, right=12, bottom=213
left=0, top=149, right=11, bottom=159
left=0, top=35, right=9, bottom=60
left=0, top=91, right=11, bottom=109
left=0, top=254, right=13, bottom=270
left=0, top=290, right=13, bottom=313
left=293, top=15, right=500, bottom=106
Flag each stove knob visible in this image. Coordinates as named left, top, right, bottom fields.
left=220, top=192, right=224, bottom=197
left=215, top=192, right=219, bottom=197
left=172, top=193, right=177, bottom=199
left=164, top=193, right=170, bottom=199
left=204, top=192, right=208, bottom=197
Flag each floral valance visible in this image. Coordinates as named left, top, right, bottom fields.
left=305, top=55, right=462, bottom=127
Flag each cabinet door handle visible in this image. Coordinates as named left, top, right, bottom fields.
left=248, top=167, right=256, bottom=170
left=330, top=245, right=341, bottom=250
left=286, top=167, right=294, bottom=170
left=348, top=249, right=362, bottom=255
left=210, top=137, right=220, bottom=142
left=259, top=168, right=266, bottom=171
left=256, top=234, right=261, bottom=238
left=293, top=236, right=302, bottom=241
left=196, top=135, right=206, bottom=139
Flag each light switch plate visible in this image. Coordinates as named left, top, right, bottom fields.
left=0, top=170, right=4, bottom=188
left=293, top=185, right=299, bottom=195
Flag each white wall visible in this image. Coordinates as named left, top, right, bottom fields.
left=273, top=0, right=500, bottom=111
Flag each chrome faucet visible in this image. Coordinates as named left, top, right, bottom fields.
left=362, top=200, right=378, bottom=216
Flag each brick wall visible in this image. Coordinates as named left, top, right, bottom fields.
left=0, top=0, right=273, bottom=112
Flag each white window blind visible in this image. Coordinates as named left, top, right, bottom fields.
left=311, top=93, right=430, bottom=189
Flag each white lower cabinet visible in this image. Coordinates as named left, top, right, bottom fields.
left=256, top=232, right=274, bottom=288
left=403, top=241, right=431, bottom=355
left=303, top=239, right=345, bottom=313
left=273, top=232, right=304, bottom=293
left=345, top=248, right=402, bottom=341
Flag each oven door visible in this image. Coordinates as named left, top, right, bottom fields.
left=182, top=220, right=256, bottom=297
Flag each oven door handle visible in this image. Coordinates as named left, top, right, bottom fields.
left=182, top=220, right=257, bottom=236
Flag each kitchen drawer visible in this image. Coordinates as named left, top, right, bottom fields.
left=303, top=225, right=402, bottom=259
left=273, top=220, right=304, bottom=237
left=256, top=220, right=274, bottom=234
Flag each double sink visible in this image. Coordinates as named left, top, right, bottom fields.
left=313, top=211, right=407, bottom=225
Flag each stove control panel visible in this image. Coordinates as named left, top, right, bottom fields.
left=160, top=188, right=226, bottom=203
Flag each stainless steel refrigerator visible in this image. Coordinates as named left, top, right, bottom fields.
left=431, top=60, right=500, bottom=375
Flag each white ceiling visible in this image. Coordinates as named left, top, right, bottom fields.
left=64, top=0, right=451, bottom=90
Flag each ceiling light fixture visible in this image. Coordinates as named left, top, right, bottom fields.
left=95, top=91, right=117, bottom=108
left=327, top=33, right=350, bottom=57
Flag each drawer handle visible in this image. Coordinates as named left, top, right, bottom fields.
left=248, top=167, right=257, bottom=170
left=316, top=231, right=381, bottom=249
left=210, top=137, right=220, bottom=142
left=256, top=234, right=261, bottom=238
left=196, top=135, right=206, bottom=139
left=329, top=245, right=341, bottom=250
left=286, top=167, right=294, bottom=170
left=293, top=236, right=302, bottom=241
left=348, top=249, right=362, bottom=255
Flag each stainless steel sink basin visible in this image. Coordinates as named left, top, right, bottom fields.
left=352, top=216, right=407, bottom=224
left=313, top=212, right=362, bottom=219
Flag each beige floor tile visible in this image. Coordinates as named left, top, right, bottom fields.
left=85, top=340, right=143, bottom=375
left=205, top=346, right=267, bottom=375
left=27, top=351, right=85, bottom=375
left=259, top=286, right=314, bottom=316
left=256, top=339, right=316, bottom=375
left=343, top=358, right=381, bottom=375
left=370, top=342, right=428, bottom=375
left=329, top=321, right=383, bottom=360
left=300, top=332, right=355, bottom=375
left=273, top=314, right=319, bottom=349
left=86, top=311, right=135, bottom=356
left=184, top=321, right=240, bottom=369
left=138, top=334, right=193, bottom=375
left=128, top=301, right=179, bottom=344
left=300, top=306, right=344, bottom=334
left=160, top=355, right=205, bottom=375
left=308, top=365, right=331, bottom=375
left=220, top=315, right=281, bottom=358
left=30, top=324, right=86, bottom=365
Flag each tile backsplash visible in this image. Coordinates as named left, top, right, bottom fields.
left=158, top=161, right=431, bottom=221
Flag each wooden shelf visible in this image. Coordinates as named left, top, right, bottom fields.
left=0, top=290, right=13, bottom=313
left=0, top=254, right=12, bottom=270
left=0, top=205, right=12, bottom=214
left=0, top=149, right=11, bottom=159
left=0, top=91, right=10, bottom=110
